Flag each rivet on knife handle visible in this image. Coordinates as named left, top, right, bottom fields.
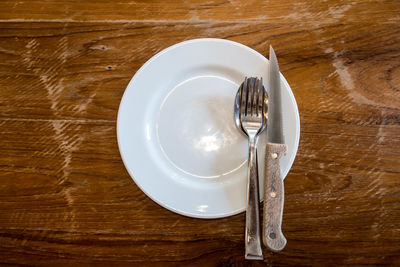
left=263, top=143, right=287, bottom=252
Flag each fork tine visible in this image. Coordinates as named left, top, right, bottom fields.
left=262, top=78, right=268, bottom=119
left=253, top=78, right=257, bottom=116
left=252, top=78, right=258, bottom=116
left=262, top=79, right=266, bottom=118
left=238, top=80, right=243, bottom=118
left=244, top=77, right=249, bottom=117
left=246, top=78, right=253, bottom=116
left=257, top=78, right=264, bottom=118
left=240, top=77, right=248, bottom=117
left=255, top=78, right=260, bottom=117
left=258, top=79, right=262, bottom=115
left=254, top=78, right=258, bottom=117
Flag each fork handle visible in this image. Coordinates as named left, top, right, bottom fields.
left=263, top=143, right=287, bottom=252
left=245, top=135, right=263, bottom=260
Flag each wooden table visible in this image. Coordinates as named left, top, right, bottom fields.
left=1, top=1, right=399, bottom=265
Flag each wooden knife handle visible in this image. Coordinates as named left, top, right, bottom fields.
left=263, top=143, right=287, bottom=252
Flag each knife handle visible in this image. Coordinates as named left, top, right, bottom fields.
left=263, top=143, right=287, bottom=252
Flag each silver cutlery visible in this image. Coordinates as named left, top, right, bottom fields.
left=237, top=77, right=267, bottom=260
left=234, top=78, right=268, bottom=140
left=263, top=45, right=287, bottom=252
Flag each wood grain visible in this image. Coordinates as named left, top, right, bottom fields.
left=0, top=0, right=399, bottom=24
left=0, top=0, right=400, bottom=266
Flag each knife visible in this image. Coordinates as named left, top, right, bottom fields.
left=263, top=45, right=287, bottom=252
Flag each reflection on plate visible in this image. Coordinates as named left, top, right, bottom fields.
left=117, top=38, right=300, bottom=218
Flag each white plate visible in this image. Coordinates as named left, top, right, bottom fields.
left=117, top=38, right=300, bottom=219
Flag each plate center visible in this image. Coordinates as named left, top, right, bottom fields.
left=156, top=75, right=247, bottom=178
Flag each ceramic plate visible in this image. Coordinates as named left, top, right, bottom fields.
left=117, top=38, right=300, bottom=218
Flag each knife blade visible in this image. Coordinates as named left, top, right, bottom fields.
left=263, top=45, right=287, bottom=252
left=266, top=46, right=284, bottom=145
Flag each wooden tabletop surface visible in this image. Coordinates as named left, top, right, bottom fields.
left=1, top=0, right=400, bottom=266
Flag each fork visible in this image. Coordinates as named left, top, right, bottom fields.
left=239, top=77, right=266, bottom=260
